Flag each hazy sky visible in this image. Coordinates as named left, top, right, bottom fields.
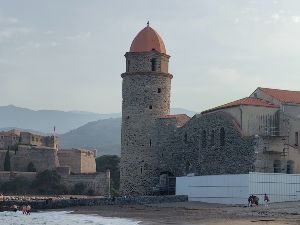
left=1, top=0, right=300, bottom=113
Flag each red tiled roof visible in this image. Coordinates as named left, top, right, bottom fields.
left=130, top=24, right=166, bottom=54
left=202, top=97, right=279, bottom=114
left=259, top=87, right=300, bottom=104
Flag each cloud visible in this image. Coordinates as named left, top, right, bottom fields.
left=291, top=16, right=300, bottom=24
left=0, top=16, right=18, bottom=24
left=0, top=27, right=31, bottom=41
left=65, top=32, right=91, bottom=41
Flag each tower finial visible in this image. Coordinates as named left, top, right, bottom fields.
left=147, top=21, right=149, bottom=27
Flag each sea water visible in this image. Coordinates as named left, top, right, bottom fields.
left=0, top=211, right=141, bottom=225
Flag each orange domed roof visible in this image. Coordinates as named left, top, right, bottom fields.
left=130, top=24, right=166, bottom=54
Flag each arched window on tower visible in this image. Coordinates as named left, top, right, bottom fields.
left=220, top=127, right=225, bottom=146
left=151, top=58, right=157, bottom=71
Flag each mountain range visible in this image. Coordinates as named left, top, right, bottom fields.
left=0, top=105, right=196, bottom=155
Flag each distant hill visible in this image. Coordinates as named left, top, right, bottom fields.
left=0, top=105, right=120, bottom=134
left=0, top=105, right=196, bottom=155
left=59, top=118, right=121, bottom=156
left=59, top=108, right=196, bottom=156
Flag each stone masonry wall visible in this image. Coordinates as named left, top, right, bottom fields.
left=120, top=51, right=172, bottom=196
left=156, top=111, right=256, bottom=177
left=11, top=145, right=59, bottom=172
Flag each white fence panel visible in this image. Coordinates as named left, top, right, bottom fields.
left=176, top=174, right=249, bottom=204
left=176, top=173, right=300, bottom=204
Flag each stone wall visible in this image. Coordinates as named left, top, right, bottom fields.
left=19, top=132, right=58, bottom=149
left=11, top=145, right=59, bottom=172
left=58, top=149, right=96, bottom=174
left=156, top=111, right=256, bottom=177
left=61, top=171, right=109, bottom=196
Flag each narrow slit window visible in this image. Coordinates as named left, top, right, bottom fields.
left=158, top=88, right=161, bottom=93
left=149, top=105, right=152, bottom=109
left=151, top=58, right=157, bottom=71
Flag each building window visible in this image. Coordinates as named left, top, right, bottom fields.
left=201, top=130, right=207, bottom=148
left=210, top=130, right=215, bottom=146
left=140, top=166, right=143, bottom=175
left=149, top=139, right=152, bottom=146
left=126, top=60, right=130, bottom=72
left=273, top=160, right=281, bottom=173
left=149, top=105, right=152, bottom=109
left=157, top=88, right=161, bottom=93
left=295, top=132, right=298, bottom=146
left=220, top=127, right=225, bottom=146
left=151, top=58, right=157, bottom=71
left=184, top=133, right=188, bottom=143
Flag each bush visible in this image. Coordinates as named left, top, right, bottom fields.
left=32, top=170, right=66, bottom=194
left=27, top=162, right=36, bottom=172
left=72, top=183, right=85, bottom=195
left=96, top=155, right=120, bottom=194
left=87, top=189, right=94, bottom=196
left=1, top=177, right=31, bottom=194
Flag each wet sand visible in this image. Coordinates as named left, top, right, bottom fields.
left=68, top=201, right=300, bottom=225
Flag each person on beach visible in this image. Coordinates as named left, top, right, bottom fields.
left=264, top=193, right=270, bottom=207
left=26, top=204, right=31, bottom=215
left=21, top=205, right=26, bottom=214
left=248, top=195, right=253, bottom=207
left=11, top=205, right=18, bottom=212
left=253, top=195, right=259, bottom=206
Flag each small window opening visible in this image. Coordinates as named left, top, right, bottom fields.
left=184, top=133, right=188, bottom=143
left=149, top=105, right=152, bottom=109
left=149, top=139, right=152, bottom=146
left=127, top=116, right=130, bottom=119
left=211, top=130, right=215, bottom=146
left=140, top=166, right=143, bottom=174
left=220, top=128, right=225, bottom=146
left=151, top=58, right=157, bottom=71
left=158, top=88, right=161, bottom=93
left=201, top=130, right=207, bottom=148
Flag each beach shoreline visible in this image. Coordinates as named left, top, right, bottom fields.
left=64, top=201, right=300, bottom=225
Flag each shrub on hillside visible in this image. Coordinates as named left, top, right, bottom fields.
left=1, top=177, right=31, bottom=194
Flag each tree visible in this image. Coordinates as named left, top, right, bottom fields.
left=96, top=155, right=120, bottom=195
left=32, top=170, right=67, bottom=194
left=4, top=149, right=11, bottom=171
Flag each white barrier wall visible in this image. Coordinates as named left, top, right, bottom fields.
left=176, top=172, right=300, bottom=204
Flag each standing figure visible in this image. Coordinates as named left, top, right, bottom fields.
left=264, top=193, right=270, bottom=207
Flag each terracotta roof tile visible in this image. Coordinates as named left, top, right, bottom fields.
left=259, top=87, right=300, bottom=104
left=130, top=25, right=166, bottom=54
left=202, top=97, right=279, bottom=114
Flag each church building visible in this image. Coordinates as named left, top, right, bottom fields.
left=120, top=23, right=300, bottom=196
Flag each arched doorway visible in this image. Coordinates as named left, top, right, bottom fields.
left=158, top=171, right=175, bottom=195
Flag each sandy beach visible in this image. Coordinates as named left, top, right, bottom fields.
left=68, top=201, right=300, bottom=225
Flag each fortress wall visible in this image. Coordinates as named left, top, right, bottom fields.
left=0, top=151, right=6, bottom=171
left=58, top=149, right=96, bottom=174
left=61, top=172, right=109, bottom=196
left=11, top=145, right=59, bottom=172
left=80, top=150, right=96, bottom=173
left=58, top=150, right=81, bottom=174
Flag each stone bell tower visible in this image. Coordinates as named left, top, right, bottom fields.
left=120, top=23, right=172, bottom=196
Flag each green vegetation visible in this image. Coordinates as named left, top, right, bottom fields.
left=1, top=177, right=31, bottom=194
left=96, top=155, right=120, bottom=196
left=27, top=162, right=36, bottom=172
left=72, top=182, right=85, bottom=195
left=4, top=149, right=11, bottom=171
left=31, top=170, right=68, bottom=194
